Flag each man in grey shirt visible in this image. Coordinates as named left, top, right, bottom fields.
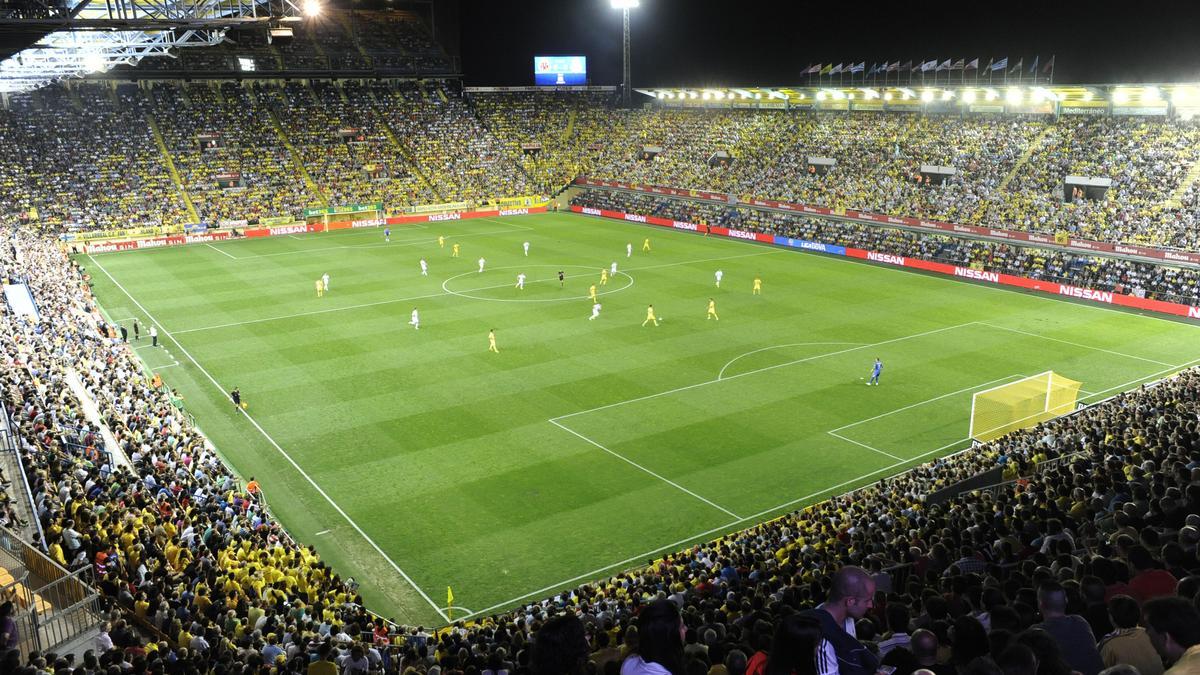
left=1034, top=580, right=1104, bottom=675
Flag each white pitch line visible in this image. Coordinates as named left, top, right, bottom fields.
left=205, top=243, right=238, bottom=260
left=170, top=290, right=453, bottom=334
left=976, top=322, right=1176, bottom=367
left=171, top=251, right=786, bottom=335
left=315, top=529, right=332, bottom=536
left=552, top=321, right=981, bottom=422
left=86, top=254, right=451, bottom=624
left=719, top=342, right=867, bottom=381
left=288, top=234, right=305, bottom=240
left=455, top=433, right=974, bottom=621
left=1078, top=357, right=1200, bottom=401
left=826, top=431, right=904, bottom=461
left=548, top=419, right=741, bottom=519
left=827, top=373, right=1026, bottom=433
left=235, top=226, right=534, bottom=260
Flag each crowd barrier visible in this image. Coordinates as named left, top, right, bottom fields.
left=80, top=207, right=547, bottom=253
left=571, top=204, right=1200, bottom=319
left=573, top=177, right=1200, bottom=266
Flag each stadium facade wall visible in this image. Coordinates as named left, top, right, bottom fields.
left=573, top=178, right=1200, bottom=266
left=571, top=205, right=1200, bottom=320
left=79, top=207, right=546, bottom=254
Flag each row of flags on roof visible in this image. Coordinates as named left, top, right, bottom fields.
left=803, top=56, right=1055, bottom=80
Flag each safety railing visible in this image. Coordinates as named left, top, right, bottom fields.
left=0, top=526, right=102, bottom=656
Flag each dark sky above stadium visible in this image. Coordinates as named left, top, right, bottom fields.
left=458, top=0, right=1200, bottom=88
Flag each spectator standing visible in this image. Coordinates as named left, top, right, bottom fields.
left=763, top=615, right=821, bottom=675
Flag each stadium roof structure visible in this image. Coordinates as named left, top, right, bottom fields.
left=0, top=0, right=306, bottom=92
left=635, top=84, right=1200, bottom=113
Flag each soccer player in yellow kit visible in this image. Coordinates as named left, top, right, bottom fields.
left=451, top=242, right=460, bottom=257
left=643, top=304, right=658, bottom=327
left=642, top=238, right=651, bottom=252
left=439, top=235, right=445, bottom=248
left=589, top=284, right=598, bottom=302
left=753, top=276, right=762, bottom=295
left=488, top=329, right=499, bottom=353
left=707, top=298, right=719, bottom=321
left=315, top=279, right=324, bottom=298
left=600, top=268, right=609, bottom=286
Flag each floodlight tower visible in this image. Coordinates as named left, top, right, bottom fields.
left=612, top=0, right=639, bottom=107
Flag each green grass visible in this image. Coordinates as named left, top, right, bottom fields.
left=79, top=212, right=1200, bottom=626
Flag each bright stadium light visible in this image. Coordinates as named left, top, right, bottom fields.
left=816, top=91, right=826, bottom=101
left=1082, top=90, right=1094, bottom=101
left=1173, top=87, right=1197, bottom=105
left=302, top=0, right=322, bottom=17
left=941, top=89, right=953, bottom=101
left=985, top=88, right=999, bottom=101
left=883, top=91, right=893, bottom=101
left=715, top=90, right=725, bottom=99
left=1112, top=89, right=1130, bottom=105
left=611, top=0, right=639, bottom=7
left=1006, top=88, right=1023, bottom=105
left=962, top=89, right=977, bottom=104
left=754, top=93, right=761, bottom=99
left=83, top=53, right=107, bottom=73
left=920, top=89, right=934, bottom=102
left=702, top=91, right=711, bottom=100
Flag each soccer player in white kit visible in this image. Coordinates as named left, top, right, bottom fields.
left=478, top=257, right=486, bottom=273
left=715, top=269, right=723, bottom=288
left=589, top=302, right=601, bottom=320
left=516, top=273, right=526, bottom=289
left=523, top=241, right=530, bottom=256
left=409, top=308, right=420, bottom=330
left=626, top=243, right=632, bottom=257
left=322, top=273, right=330, bottom=292
left=419, top=259, right=428, bottom=276
left=610, top=262, right=618, bottom=276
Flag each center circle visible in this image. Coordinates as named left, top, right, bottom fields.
left=441, top=264, right=634, bottom=303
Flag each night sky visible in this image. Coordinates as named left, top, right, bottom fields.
left=458, top=0, right=1200, bottom=88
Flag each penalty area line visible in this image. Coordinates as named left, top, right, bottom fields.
left=456, top=433, right=974, bottom=621
left=548, top=419, right=742, bottom=520
left=86, top=254, right=452, bottom=624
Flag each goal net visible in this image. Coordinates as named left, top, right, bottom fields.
left=969, top=371, right=1083, bottom=443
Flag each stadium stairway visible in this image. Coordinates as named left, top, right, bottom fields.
left=145, top=113, right=201, bottom=224
left=337, top=12, right=371, bottom=61
left=267, top=108, right=330, bottom=207
left=563, top=108, right=577, bottom=142
left=376, top=113, right=443, bottom=200
left=998, top=124, right=1052, bottom=191
left=1162, top=158, right=1200, bottom=209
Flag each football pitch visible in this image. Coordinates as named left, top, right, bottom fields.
left=80, top=212, right=1200, bottom=626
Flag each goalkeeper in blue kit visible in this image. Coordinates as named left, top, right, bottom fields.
left=867, top=358, right=883, bottom=386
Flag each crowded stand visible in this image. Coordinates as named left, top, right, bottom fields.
left=5, top=218, right=1200, bottom=674
left=0, top=83, right=189, bottom=233
left=571, top=188, right=1200, bottom=306
left=4, top=11, right=1200, bottom=674
left=151, top=81, right=323, bottom=226
left=470, top=90, right=630, bottom=196
left=374, top=82, right=539, bottom=207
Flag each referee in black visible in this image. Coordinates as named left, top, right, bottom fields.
left=230, top=387, right=241, bottom=411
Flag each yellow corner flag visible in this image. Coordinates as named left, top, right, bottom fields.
left=447, top=586, right=454, bottom=619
